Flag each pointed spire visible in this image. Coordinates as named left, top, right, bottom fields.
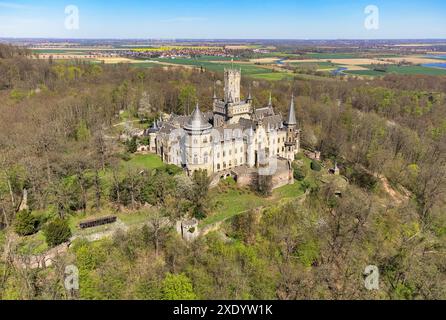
left=285, top=94, right=297, bottom=126
left=184, top=103, right=212, bottom=131
left=268, top=92, right=273, bottom=107
left=149, top=118, right=160, bottom=133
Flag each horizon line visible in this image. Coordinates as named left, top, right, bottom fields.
left=1, top=37, right=446, bottom=41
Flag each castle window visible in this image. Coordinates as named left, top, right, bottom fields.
left=194, top=154, right=198, bottom=164
left=204, top=153, right=209, bottom=164
left=217, top=152, right=220, bottom=158
left=217, top=164, right=221, bottom=170
left=240, top=157, right=243, bottom=163
left=235, top=159, right=238, bottom=166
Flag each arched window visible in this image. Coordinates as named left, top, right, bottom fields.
left=204, top=153, right=209, bottom=164
left=194, top=154, right=198, bottom=164
left=217, top=164, right=221, bottom=170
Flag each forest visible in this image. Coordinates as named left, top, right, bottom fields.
left=0, top=44, right=445, bottom=300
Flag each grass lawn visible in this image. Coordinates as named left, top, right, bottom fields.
left=201, top=179, right=306, bottom=227
left=122, top=154, right=166, bottom=171
left=203, top=188, right=269, bottom=227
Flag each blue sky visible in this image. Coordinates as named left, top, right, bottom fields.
left=0, top=0, right=445, bottom=39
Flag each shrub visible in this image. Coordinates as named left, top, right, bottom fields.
left=161, top=273, right=196, bottom=300
left=14, top=210, right=39, bottom=236
left=119, top=152, right=132, bottom=162
left=126, top=137, right=137, bottom=153
left=310, top=160, right=322, bottom=172
left=43, top=218, right=72, bottom=247
left=293, top=167, right=306, bottom=181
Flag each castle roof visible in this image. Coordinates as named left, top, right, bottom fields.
left=184, top=103, right=212, bottom=131
left=148, top=119, right=160, bottom=133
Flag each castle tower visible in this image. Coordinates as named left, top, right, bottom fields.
left=184, top=103, right=213, bottom=175
left=284, top=94, right=300, bottom=161
left=224, top=68, right=241, bottom=104
left=148, top=120, right=160, bottom=153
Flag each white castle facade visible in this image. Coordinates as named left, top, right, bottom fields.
left=146, top=68, right=301, bottom=179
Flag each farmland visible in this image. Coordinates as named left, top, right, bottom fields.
left=28, top=43, right=446, bottom=79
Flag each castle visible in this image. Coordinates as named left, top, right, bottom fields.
left=146, top=68, right=301, bottom=187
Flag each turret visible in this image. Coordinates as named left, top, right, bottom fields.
left=267, top=92, right=273, bottom=108
left=247, top=84, right=253, bottom=103
left=284, top=94, right=300, bottom=161
left=183, top=103, right=213, bottom=175
left=184, top=103, right=212, bottom=132
left=284, top=94, right=297, bottom=128
left=213, top=83, right=218, bottom=102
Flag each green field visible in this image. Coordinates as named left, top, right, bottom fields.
left=305, top=53, right=362, bottom=59
left=251, top=72, right=294, bottom=81
left=288, top=61, right=340, bottom=69
left=154, top=58, right=272, bottom=76
left=32, top=49, right=87, bottom=55
left=345, top=65, right=446, bottom=76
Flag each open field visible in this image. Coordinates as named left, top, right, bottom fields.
left=252, top=72, right=294, bottom=80
left=381, top=56, right=444, bottom=64
left=345, top=65, right=446, bottom=76
left=249, top=57, right=281, bottom=64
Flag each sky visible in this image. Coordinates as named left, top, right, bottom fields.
left=0, top=0, right=445, bottom=39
